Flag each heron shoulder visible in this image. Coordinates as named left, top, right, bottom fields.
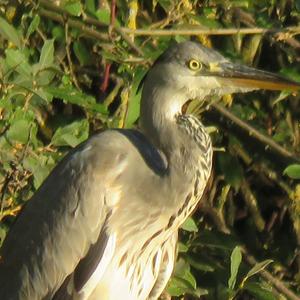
left=78, top=129, right=167, bottom=177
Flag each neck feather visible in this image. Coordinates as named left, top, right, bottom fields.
left=140, top=82, right=212, bottom=179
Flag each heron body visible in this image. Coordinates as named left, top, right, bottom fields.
left=0, top=41, right=299, bottom=300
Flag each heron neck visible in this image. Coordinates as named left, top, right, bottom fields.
left=139, top=86, right=212, bottom=181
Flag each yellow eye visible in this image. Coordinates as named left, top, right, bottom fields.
left=188, top=59, right=202, bottom=71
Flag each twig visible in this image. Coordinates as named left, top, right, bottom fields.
left=38, top=8, right=108, bottom=41
left=254, top=162, right=294, bottom=196
left=240, top=179, right=265, bottom=231
left=120, top=26, right=300, bottom=36
left=81, top=13, right=144, bottom=55
left=0, top=171, right=13, bottom=218
left=64, top=22, right=80, bottom=89
left=115, top=28, right=144, bottom=56
left=212, top=103, right=300, bottom=162
left=103, top=76, right=124, bottom=107
left=199, top=205, right=230, bottom=234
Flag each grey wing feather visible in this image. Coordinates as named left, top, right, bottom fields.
left=0, top=131, right=128, bottom=300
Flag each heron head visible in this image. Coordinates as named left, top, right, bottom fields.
left=145, top=41, right=300, bottom=102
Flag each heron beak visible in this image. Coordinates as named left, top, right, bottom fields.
left=209, top=62, right=300, bottom=91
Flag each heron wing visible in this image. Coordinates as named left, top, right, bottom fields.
left=0, top=130, right=129, bottom=300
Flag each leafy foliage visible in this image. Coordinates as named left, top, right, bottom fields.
left=0, top=0, right=300, bottom=299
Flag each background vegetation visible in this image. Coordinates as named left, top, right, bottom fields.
left=0, top=0, right=300, bottom=299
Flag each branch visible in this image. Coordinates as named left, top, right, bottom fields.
left=36, top=0, right=300, bottom=53
left=211, top=102, right=300, bottom=163
left=120, top=26, right=300, bottom=36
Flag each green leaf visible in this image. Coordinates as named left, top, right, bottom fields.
left=280, top=67, right=300, bottom=83
left=26, top=15, right=40, bottom=39
left=157, top=0, right=173, bottom=12
left=73, top=40, right=91, bottom=65
left=180, top=217, right=198, bottom=232
left=5, top=49, right=31, bottom=77
left=195, top=229, right=239, bottom=250
left=0, top=16, right=21, bottom=48
left=125, top=67, right=148, bottom=127
left=94, top=8, right=121, bottom=26
left=63, top=1, right=82, bottom=16
left=173, top=259, right=197, bottom=289
left=228, top=246, right=242, bottom=290
left=167, top=277, right=193, bottom=296
left=7, top=119, right=32, bottom=144
left=85, top=0, right=96, bottom=14
left=272, top=90, right=291, bottom=106
left=51, top=119, right=89, bottom=147
left=0, top=224, right=7, bottom=247
left=245, top=282, right=277, bottom=300
left=283, top=164, right=300, bottom=179
left=23, top=155, right=55, bottom=189
left=241, top=260, right=273, bottom=287
left=168, top=259, right=198, bottom=296
left=45, top=86, right=107, bottom=114
left=38, top=39, right=54, bottom=71
left=95, top=8, right=111, bottom=24
left=178, top=242, right=188, bottom=253
left=52, top=26, right=65, bottom=41
left=217, top=152, right=244, bottom=189
left=186, top=256, right=215, bottom=272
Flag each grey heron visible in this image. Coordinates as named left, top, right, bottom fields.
left=0, top=41, right=299, bottom=300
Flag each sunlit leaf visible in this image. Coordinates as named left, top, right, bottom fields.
left=95, top=9, right=111, bottom=24
left=228, top=246, right=242, bottom=290
left=241, top=260, right=273, bottom=287
left=181, top=217, right=198, bottom=232
left=0, top=16, right=21, bottom=48
left=26, top=15, right=40, bottom=39
left=51, top=119, right=89, bottom=147
left=63, top=1, right=82, bottom=16
left=6, top=119, right=32, bottom=144
left=45, top=86, right=107, bottom=114
left=283, top=164, right=300, bottom=179
left=5, top=49, right=31, bottom=77
left=125, top=66, right=148, bottom=128
left=38, top=39, right=54, bottom=71
left=23, top=155, right=55, bottom=189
